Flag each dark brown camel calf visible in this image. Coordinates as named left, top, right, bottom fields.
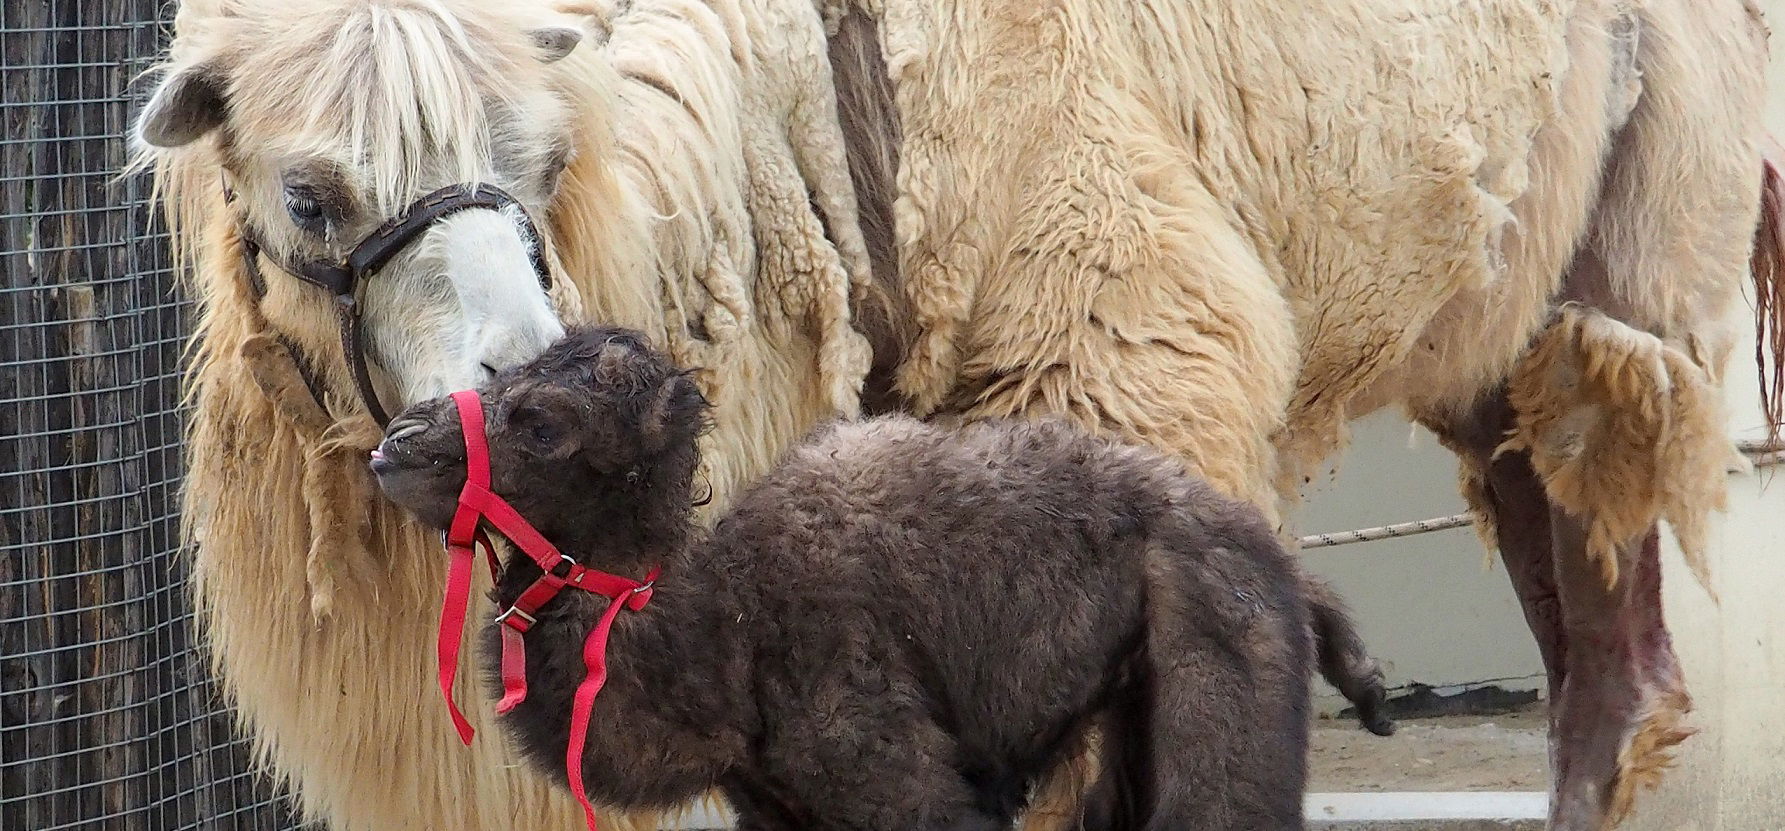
left=372, top=325, right=1392, bottom=831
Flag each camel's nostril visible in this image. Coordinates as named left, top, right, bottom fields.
left=386, top=417, right=429, bottom=443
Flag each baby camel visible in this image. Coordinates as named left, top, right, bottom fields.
left=372, top=325, right=1392, bottom=831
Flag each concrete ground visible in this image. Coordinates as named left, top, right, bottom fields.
left=1311, top=712, right=1549, bottom=793
left=1308, top=712, right=1548, bottom=829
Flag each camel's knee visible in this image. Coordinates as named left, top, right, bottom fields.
left=1500, top=305, right=1728, bottom=592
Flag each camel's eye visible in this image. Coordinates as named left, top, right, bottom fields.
left=284, top=185, right=325, bottom=231
left=509, top=404, right=561, bottom=448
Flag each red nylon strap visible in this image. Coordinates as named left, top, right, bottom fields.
left=459, top=481, right=566, bottom=569
left=436, top=527, right=502, bottom=745
left=568, top=592, right=632, bottom=831
left=451, top=391, right=492, bottom=544
left=436, top=538, right=478, bottom=745
left=434, top=392, right=494, bottom=745
left=431, top=389, right=660, bottom=831
left=496, top=625, right=529, bottom=714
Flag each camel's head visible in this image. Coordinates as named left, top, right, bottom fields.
left=372, top=326, right=709, bottom=544
left=135, top=0, right=593, bottom=408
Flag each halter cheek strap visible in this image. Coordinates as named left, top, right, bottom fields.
left=231, top=181, right=555, bottom=428
left=435, top=389, right=658, bottom=831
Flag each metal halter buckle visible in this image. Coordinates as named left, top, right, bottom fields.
left=493, top=606, right=536, bottom=627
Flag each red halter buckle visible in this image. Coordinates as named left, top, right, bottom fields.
left=433, top=389, right=659, bottom=831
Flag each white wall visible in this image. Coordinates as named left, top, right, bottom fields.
left=1297, top=412, right=1546, bottom=697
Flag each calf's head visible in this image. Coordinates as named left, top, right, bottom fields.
left=371, top=326, right=709, bottom=544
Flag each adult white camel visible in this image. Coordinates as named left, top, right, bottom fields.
left=133, top=0, right=1780, bottom=830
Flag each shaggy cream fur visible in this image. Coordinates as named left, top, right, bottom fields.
left=1500, top=306, right=1727, bottom=594
left=876, top=0, right=1586, bottom=508
left=136, top=0, right=1775, bottom=828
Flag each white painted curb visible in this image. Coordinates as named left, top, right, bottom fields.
left=1305, top=791, right=1548, bottom=821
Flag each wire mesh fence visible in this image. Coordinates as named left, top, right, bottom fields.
left=1, top=2, right=304, bottom=828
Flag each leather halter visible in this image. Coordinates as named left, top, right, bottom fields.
left=230, top=181, right=554, bottom=426
left=435, top=389, right=659, bottom=831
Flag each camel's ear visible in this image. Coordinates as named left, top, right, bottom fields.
left=137, top=62, right=228, bottom=148
left=593, top=339, right=636, bottom=388
left=528, top=26, right=584, bottom=63
left=638, top=372, right=709, bottom=452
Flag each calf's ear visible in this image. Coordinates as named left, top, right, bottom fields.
left=638, top=372, right=709, bottom=453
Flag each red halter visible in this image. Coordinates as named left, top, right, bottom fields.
left=435, top=389, right=659, bottom=831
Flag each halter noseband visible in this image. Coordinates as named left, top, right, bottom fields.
left=231, top=182, right=554, bottom=427
left=435, top=389, right=658, bottom=831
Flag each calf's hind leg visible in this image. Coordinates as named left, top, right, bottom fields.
left=1132, top=542, right=1311, bottom=830
left=1304, top=575, right=1396, bottom=736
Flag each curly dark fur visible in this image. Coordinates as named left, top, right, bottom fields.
left=373, top=325, right=1391, bottom=830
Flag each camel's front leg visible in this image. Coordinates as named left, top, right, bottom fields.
left=1495, top=452, right=1567, bottom=699
left=1438, top=427, right=1694, bottom=831
left=1548, top=522, right=1691, bottom=830
left=1428, top=302, right=1729, bottom=829
left=1494, top=307, right=1728, bottom=829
